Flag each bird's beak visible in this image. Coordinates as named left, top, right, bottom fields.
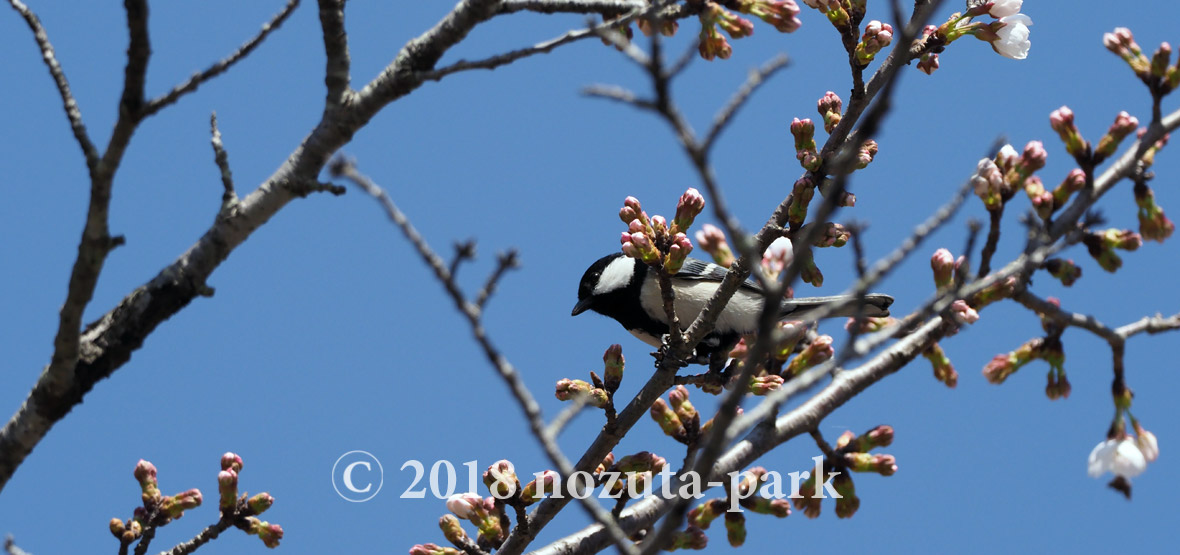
left=571, top=298, right=593, bottom=316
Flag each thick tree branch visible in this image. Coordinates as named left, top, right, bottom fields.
left=317, top=0, right=351, bottom=106
left=497, top=0, right=645, bottom=15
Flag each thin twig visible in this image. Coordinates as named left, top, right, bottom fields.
left=331, top=159, right=639, bottom=555
left=475, top=250, right=520, bottom=310
left=702, top=55, right=791, bottom=153
left=156, top=519, right=233, bottom=555
left=6, top=0, right=99, bottom=170
left=209, top=112, right=238, bottom=210
left=142, top=0, right=300, bottom=117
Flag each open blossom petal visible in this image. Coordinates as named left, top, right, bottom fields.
left=988, top=0, right=1023, bottom=18
left=1087, top=438, right=1147, bottom=479
left=993, top=14, right=1032, bottom=60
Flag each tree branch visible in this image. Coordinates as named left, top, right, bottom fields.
left=141, top=0, right=300, bottom=117
left=5, top=0, right=100, bottom=170
left=333, top=159, right=639, bottom=555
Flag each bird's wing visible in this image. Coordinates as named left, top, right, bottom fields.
left=674, top=258, right=764, bottom=293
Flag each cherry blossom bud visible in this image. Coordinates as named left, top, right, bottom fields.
left=520, top=470, right=559, bottom=504
left=667, top=385, right=697, bottom=424
left=1044, top=258, right=1082, bottom=286
left=931, top=248, right=955, bottom=289
left=832, top=473, right=859, bottom=518
left=791, top=118, right=820, bottom=171
left=1020, top=140, right=1048, bottom=173
left=439, top=515, right=470, bottom=546
left=603, top=344, right=624, bottom=393
left=124, top=520, right=143, bottom=543
left=1045, top=366, right=1071, bottom=400
left=688, top=499, right=727, bottom=530
left=650, top=398, right=686, bottom=440
left=555, top=379, right=609, bottom=407
left=917, top=52, right=939, bottom=75
left=218, top=470, right=239, bottom=510
left=852, top=424, right=894, bottom=450
left=855, top=139, right=878, bottom=169
left=245, top=517, right=284, bottom=548
left=109, top=518, right=126, bottom=539
left=923, top=342, right=958, bottom=387
left=409, top=544, right=460, bottom=555
left=1020, top=176, right=1054, bottom=219
left=672, top=188, right=706, bottom=234
left=972, top=158, right=1005, bottom=210
left=482, top=460, right=519, bottom=500
left=749, top=374, right=784, bottom=395
left=746, top=497, right=791, bottom=517
left=650, top=214, right=668, bottom=233
left=787, top=177, right=815, bottom=227
left=1049, top=106, right=1087, bottom=158
left=772, top=321, right=806, bottom=361
left=637, top=16, right=678, bottom=37
left=983, top=337, right=1044, bottom=384
left=1095, top=111, right=1140, bottom=160
left=695, top=224, right=734, bottom=267
left=1153, top=42, right=1172, bottom=78
left=855, top=21, right=893, bottom=65
left=951, top=299, right=979, bottom=325
left=594, top=452, right=615, bottom=475
left=816, top=91, right=842, bottom=133
left=698, top=24, right=733, bottom=60
left=975, top=276, right=1017, bottom=307
left=221, top=452, right=244, bottom=473
left=1052, top=168, right=1087, bottom=208
left=784, top=335, right=833, bottom=376
left=247, top=492, right=274, bottom=515
left=134, top=460, right=160, bottom=499
left=705, top=2, right=755, bottom=38
left=725, top=511, right=747, bottom=546
left=799, top=250, right=823, bottom=287
left=665, top=233, right=694, bottom=274
left=812, top=222, right=850, bottom=248
left=1135, top=181, right=1175, bottom=242
left=737, top=0, right=802, bottom=33
left=669, top=527, right=708, bottom=550
left=446, top=493, right=485, bottom=521
left=616, top=452, right=666, bottom=475
left=160, top=488, right=203, bottom=519
left=845, top=452, right=898, bottom=476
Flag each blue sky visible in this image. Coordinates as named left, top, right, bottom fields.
left=1, top=1, right=1177, bottom=553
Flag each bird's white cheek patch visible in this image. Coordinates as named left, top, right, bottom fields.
left=593, top=257, right=634, bottom=294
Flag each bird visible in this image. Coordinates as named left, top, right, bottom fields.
left=572, top=253, right=893, bottom=362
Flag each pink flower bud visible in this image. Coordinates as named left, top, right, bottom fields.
left=245, top=517, right=284, bottom=548
left=218, top=469, right=239, bottom=510
left=931, top=248, right=955, bottom=288
left=951, top=299, right=980, bottom=325
left=672, top=188, right=706, bottom=233
left=739, top=0, right=802, bottom=33
left=917, top=52, right=939, bottom=74
left=445, top=493, right=484, bottom=520
left=221, top=452, right=244, bottom=473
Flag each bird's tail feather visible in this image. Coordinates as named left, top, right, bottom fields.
left=780, top=293, right=893, bottom=319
